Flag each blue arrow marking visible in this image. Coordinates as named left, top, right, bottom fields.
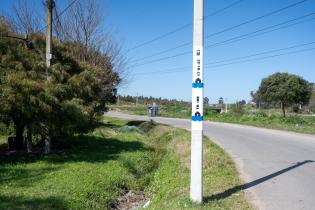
left=192, top=116, right=203, bottom=121
left=192, top=83, right=204, bottom=88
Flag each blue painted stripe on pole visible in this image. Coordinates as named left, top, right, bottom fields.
left=192, top=116, right=204, bottom=121
left=192, top=83, right=204, bottom=88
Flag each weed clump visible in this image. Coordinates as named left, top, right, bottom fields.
left=118, top=126, right=144, bottom=134
left=139, top=120, right=156, bottom=133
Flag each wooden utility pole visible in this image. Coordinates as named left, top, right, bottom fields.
left=45, top=0, right=53, bottom=154
left=46, top=0, right=53, bottom=69
left=191, top=0, right=204, bottom=203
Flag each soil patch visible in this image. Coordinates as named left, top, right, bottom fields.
left=112, top=190, right=149, bottom=210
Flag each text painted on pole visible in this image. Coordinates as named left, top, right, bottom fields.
left=192, top=46, right=203, bottom=126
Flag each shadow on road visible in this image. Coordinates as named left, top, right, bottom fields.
left=204, top=160, right=314, bottom=202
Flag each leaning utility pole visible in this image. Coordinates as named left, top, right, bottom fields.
left=46, top=0, right=53, bottom=69
left=190, top=0, right=204, bottom=203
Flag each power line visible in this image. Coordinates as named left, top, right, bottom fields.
left=126, top=0, right=245, bottom=52
left=38, top=0, right=78, bottom=33
left=129, top=40, right=192, bottom=64
left=205, top=13, right=315, bottom=49
left=204, top=0, right=309, bottom=39
left=207, top=47, right=315, bottom=68
left=53, top=6, right=66, bottom=39
left=128, top=0, right=310, bottom=65
left=204, top=41, right=315, bottom=66
left=128, top=50, right=191, bottom=69
left=131, top=13, right=314, bottom=65
left=128, top=12, right=314, bottom=68
left=132, top=42, right=315, bottom=76
left=134, top=46, right=315, bottom=76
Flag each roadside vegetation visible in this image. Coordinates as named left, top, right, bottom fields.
left=0, top=0, right=124, bottom=153
left=113, top=74, right=315, bottom=135
left=0, top=116, right=252, bottom=210
left=112, top=102, right=315, bottom=135
left=204, top=108, right=315, bottom=135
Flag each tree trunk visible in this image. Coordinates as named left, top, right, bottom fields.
left=27, top=125, right=33, bottom=153
left=15, top=123, right=25, bottom=150
left=281, top=102, right=286, bottom=117
left=45, top=135, right=51, bottom=154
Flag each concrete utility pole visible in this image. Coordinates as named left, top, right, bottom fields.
left=191, top=0, right=204, bottom=203
left=46, top=0, right=53, bottom=69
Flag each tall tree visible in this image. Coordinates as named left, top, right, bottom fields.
left=0, top=18, right=120, bottom=151
left=256, top=72, right=312, bottom=117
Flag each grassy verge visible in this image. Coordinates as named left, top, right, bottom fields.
left=146, top=123, right=251, bottom=209
left=204, top=111, right=315, bottom=135
left=0, top=117, right=251, bottom=210
left=111, top=104, right=191, bottom=119
left=112, top=105, right=315, bottom=135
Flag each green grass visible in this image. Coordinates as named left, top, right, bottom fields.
left=0, top=117, right=252, bottom=210
left=112, top=104, right=315, bottom=135
left=111, top=104, right=191, bottom=119
left=0, top=136, right=5, bottom=144
left=204, top=111, right=315, bottom=135
left=146, top=126, right=251, bottom=210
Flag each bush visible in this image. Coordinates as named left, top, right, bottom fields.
left=309, top=105, right=315, bottom=113
left=231, top=104, right=245, bottom=116
left=292, top=104, right=300, bottom=113
left=118, top=126, right=143, bottom=134
left=139, top=120, right=156, bottom=133
left=281, top=116, right=309, bottom=125
left=0, top=122, right=14, bottom=136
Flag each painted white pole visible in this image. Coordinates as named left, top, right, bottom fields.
left=190, top=0, right=204, bottom=203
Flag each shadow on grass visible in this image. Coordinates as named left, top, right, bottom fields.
left=204, top=160, right=314, bottom=202
left=97, top=121, right=123, bottom=130
left=0, top=166, right=61, bottom=186
left=0, top=134, right=153, bottom=165
left=127, top=121, right=147, bottom=127
left=0, top=195, right=68, bottom=210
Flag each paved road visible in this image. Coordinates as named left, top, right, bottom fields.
left=106, top=111, right=315, bottom=210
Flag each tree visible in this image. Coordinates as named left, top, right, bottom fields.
left=6, top=0, right=43, bottom=35
left=218, top=97, right=224, bottom=104
left=237, top=100, right=246, bottom=106
left=250, top=90, right=261, bottom=109
left=256, top=72, right=312, bottom=117
left=0, top=18, right=120, bottom=151
left=203, top=97, right=209, bottom=105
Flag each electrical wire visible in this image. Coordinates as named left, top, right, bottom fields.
left=204, top=0, right=309, bottom=39
left=130, top=12, right=315, bottom=65
left=128, top=0, right=310, bottom=65
left=204, top=41, right=315, bottom=66
left=132, top=42, right=315, bottom=76
left=205, top=13, right=315, bottom=49
left=126, top=0, right=245, bottom=52
left=128, top=13, right=315, bottom=68
left=38, top=0, right=78, bottom=33
left=207, top=47, right=315, bottom=68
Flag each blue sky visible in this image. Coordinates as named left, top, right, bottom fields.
left=1, top=0, right=315, bottom=103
